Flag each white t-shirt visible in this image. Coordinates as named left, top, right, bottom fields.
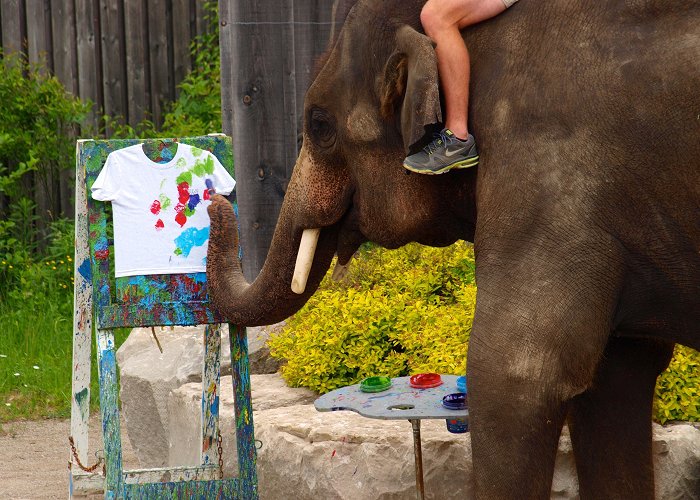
left=91, top=143, right=236, bottom=277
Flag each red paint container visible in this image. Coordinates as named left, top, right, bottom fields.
left=409, top=373, right=443, bottom=389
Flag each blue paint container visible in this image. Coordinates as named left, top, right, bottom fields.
left=442, top=393, right=469, bottom=433
left=456, top=376, right=467, bottom=393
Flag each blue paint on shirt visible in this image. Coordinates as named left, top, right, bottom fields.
left=174, top=226, right=210, bottom=258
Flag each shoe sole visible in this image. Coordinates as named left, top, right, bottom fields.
left=403, top=155, right=479, bottom=175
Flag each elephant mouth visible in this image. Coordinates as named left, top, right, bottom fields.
left=292, top=201, right=365, bottom=294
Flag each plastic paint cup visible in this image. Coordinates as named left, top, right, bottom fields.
left=456, top=376, right=467, bottom=393
left=409, top=373, right=443, bottom=389
left=359, top=376, right=392, bottom=393
left=442, top=393, right=469, bottom=433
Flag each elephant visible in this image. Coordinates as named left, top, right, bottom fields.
left=207, top=0, right=700, bottom=497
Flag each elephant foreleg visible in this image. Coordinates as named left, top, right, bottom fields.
left=568, top=336, right=674, bottom=500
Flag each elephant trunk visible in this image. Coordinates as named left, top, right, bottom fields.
left=206, top=194, right=338, bottom=327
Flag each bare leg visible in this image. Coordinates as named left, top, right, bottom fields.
left=420, top=0, right=507, bottom=138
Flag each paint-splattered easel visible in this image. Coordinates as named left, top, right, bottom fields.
left=69, top=136, right=258, bottom=498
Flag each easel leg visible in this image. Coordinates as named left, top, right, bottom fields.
left=230, top=324, right=259, bottom=499
left=201, top=323, right=222, bottom=473
left=410, top=419, right=425, bottom=500
left=96, top=329, right=123, bottom=498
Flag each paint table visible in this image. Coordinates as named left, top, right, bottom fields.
left=315, top=375, right=468, bottom=500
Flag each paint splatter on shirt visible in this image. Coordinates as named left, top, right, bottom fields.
left=91, top=143, right=235, bottom=277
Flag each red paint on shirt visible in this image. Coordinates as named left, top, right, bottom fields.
left=155, top=219, right=164, bottom=230
left=178, top=182, right=190, bottom=204
left=175, top=211, right=187, bottom=227
left=150, top=199, right=161, bottom=214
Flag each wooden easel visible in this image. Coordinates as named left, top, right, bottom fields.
left=69, top=136, right=258, bottom=498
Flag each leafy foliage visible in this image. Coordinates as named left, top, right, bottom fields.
left=654, top=345, right=700, bottom=423
left=0, top=51, right=88, bottom=251
left=268, top=242, right=476, bottom=393
left=270, top=243, right=700, bottom=423
left=0, top=2, right=219, bottom=421
left=160, top=5, right=222, bottom=137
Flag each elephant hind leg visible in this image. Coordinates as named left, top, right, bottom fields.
left=568, top=336, right=674, bottom=500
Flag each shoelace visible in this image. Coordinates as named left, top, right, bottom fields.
left=423, top=131, right=454, bottom=155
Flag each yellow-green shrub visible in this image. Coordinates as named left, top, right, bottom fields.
left=269, top=242, right=700, bottom=423
left=268, top=242, right=476, bottom=393
left=654, top=345, right=700, bottom=423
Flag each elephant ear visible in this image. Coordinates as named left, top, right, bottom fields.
left=381, top=25, right=442, bottom=154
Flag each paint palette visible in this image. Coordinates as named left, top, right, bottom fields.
left=315, top=375, right=469, bottom=421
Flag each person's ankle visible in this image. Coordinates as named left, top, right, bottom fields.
left=446, top=127, right=469, bottom=141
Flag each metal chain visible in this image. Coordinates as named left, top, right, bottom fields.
left=217, top=429, right=224, bottom=479
left=69, top=436, right=105, bottom=475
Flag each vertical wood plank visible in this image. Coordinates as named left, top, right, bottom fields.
left=0, top=0, right=27, bottom=56
left=25, top=0, right=53, bottom=70
left=194, top=0, right=208, bottom=37
left=124, top=0, right=149, bottom=127
left=200, top=323, right=223, bottom=469
left=99, top=0, right=127, bottom=131
left=96, top=327, right=124, bottom=498
left=220, top=0, right=297, bottom=280
left=171, top=0, right=191, bottom=98
left=26, top=0, right=56, bottom=236
left=75, top=0, right=102, bottom=132
left=70, top=140, right=93, bottom=476
left=148, top=0, right=174, bottom=127
left=51, top=0, right=79, bottom=217
left=229, top=324, right=258, bottom=496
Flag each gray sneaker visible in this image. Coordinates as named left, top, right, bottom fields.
left=403, top=129, right=479, bottom=174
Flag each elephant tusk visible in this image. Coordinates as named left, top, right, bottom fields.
left=292, top=228, right=321, bottom=294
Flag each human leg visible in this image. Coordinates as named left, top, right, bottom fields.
left=420, top=0, right=507, bottom=138
left=404, top=0, right=509, bottom=174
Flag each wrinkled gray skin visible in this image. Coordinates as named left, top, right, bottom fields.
left=208, top=1, right=700, bottom=497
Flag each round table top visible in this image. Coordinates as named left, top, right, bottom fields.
left=314, top=375, right=468, bottom=421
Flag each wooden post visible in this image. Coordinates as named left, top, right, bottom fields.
left=219, top=0, right=342, bottom=281
left=219, top=0, right=298, bottom=281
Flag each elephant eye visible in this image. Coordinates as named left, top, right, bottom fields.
left=308, top=107, right=337, bottom=149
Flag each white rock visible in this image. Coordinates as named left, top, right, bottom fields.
left=167, top=373, right=318, bottom=475
left=167, top=381, right=700, bottom=500
left=117, top=326, right=224, bottom=468
left=116, top=323, right=283, bottom=468
left=653, top=423, right=700, bottom=498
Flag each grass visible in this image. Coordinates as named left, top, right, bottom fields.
left=0, top=244, right=130, bottom=423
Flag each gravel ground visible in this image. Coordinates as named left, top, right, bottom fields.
left=0, top=415, right=138, bottom=499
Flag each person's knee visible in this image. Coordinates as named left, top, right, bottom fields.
left=420, top=2, right=446, bottom=38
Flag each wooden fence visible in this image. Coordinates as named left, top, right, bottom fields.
left=220, top=0, right=354, bottom=279
left=0, top=0, right=214, bottom=224
left=0, top=0, right=214, bottom=130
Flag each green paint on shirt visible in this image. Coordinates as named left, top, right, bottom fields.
left=176, top=171, right=193, bottom=185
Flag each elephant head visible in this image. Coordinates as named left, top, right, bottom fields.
left=207, top=1, right=476, bottom=326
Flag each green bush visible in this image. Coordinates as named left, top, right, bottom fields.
left=0, top=4, right=219, bottom=420
left=0, top=51, right=88, bottom=246
left=268, top=242, right=476, bottom=394
left=160, top=5, right=221, bottom=137
left=654, top=345, right=700, bottom=423
left=270, top=242, right=700, bottom=423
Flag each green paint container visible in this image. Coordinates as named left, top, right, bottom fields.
left=359, top=376, right=392, bottom=393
